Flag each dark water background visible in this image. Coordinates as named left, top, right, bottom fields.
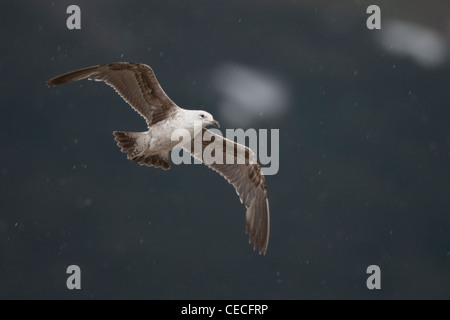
left=1, top=0, right=449, bottom=299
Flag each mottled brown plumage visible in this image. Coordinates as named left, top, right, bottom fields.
left=47, top=62, right=270, bottom=254
left=47, top=62, right=177, bottom=126
left=186, top=128, right=269, bottom=253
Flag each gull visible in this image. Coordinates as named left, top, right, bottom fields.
left=47, top=62, right=270, bottom=254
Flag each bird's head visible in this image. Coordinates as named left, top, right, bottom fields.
left=194, top=111, right=220, bottom=128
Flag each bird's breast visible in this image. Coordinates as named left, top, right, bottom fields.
left=149, top=122, right=187, bottom=152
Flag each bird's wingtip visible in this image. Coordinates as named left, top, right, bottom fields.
left=46, top=78, right=58, bottom=87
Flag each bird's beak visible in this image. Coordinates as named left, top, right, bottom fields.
left=210, top=120, right=220, bottom=128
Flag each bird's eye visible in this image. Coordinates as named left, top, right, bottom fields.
left=200, top=114, right=205, bottom=118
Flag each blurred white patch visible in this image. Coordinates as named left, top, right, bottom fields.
left=377, top=20, right=447, bottom=68
left=212, top=63, right=290, bottom=126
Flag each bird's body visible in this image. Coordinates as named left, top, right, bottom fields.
left=126, top=112, right=193, bottom=157
left=47, top=62, right=270, bottom=254
left=149, top=121, right=178, bottom=151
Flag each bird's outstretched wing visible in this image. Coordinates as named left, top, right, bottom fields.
left=47, top=62, right=179, bottom=126
left=183, top=128, right=270, bottom=254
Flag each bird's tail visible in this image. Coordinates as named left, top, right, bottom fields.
left=113, top=131, right=171, bottom=170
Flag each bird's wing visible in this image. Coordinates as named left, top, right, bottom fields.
left=47, top=62, right=179, bottom=126
left=183, top=128, right=270, bottom=254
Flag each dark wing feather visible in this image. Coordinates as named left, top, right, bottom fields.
left=184, top=128, right=270, bottom=254
left=47, top=62, right=178, bottom=126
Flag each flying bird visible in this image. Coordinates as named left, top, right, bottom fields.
left=47, top=62, right=270, bottom=254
